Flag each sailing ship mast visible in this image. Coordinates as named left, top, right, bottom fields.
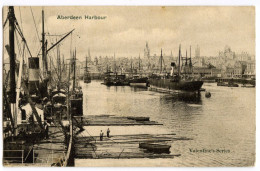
left=106, top=56, right=109, bottom=72
left=178, top=44, right=181, bottom=76
left=160, top=49, right=163, bottom=73
left=138, top=53, right=141, bottom=72
left=113, top=52, right=116, bottom=74
left=72, top=49, right=76, bottom=91
left=8, top=6, right=17, bottom=135
left=42, top=10, right=47, bottom=77
left=189, top=45, right=193, bottom=73
left=85, top=54, right=89, bottom=75
left=130, top=57, right=133, bottom=75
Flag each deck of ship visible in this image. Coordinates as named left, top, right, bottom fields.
left=4, top=126, right=68, bottom=167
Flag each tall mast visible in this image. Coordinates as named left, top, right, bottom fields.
left=88, top=48, right=91, bottom=62
left=59, top=48, right=61, bottom=88
left=106, top=56, right=109, bottom=72
left=114, top=52, right=116, bottom=73
left=138, top=53, right=141, bottom=72
left=9, top=6, right=17, bottom=135
left=130, top=57, right=133, bottom=74
left=42, top=10, right=47, bottom=76
left=185, top=49, right=188, bottom=66
left=190, top=45, right=192, bottom=66
left=85, top=55, right=88, bottom=72
left=178, top=44, right=181, bottom=76
left=9, top=6, right=16, bottom=103
left=57, top=45, right=60, bottom=89
left=160, top=49, right=163, bottom=73
left=73, top=48, right=76, bottom=91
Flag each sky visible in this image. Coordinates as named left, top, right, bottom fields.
left=2, top=6, right=255, bottom=61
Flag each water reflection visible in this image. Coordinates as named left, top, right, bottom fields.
left=130, top=87, right=148, bottom=92
left=81, top=80, right=255, bottom=166
left=162, top=92, right=202, bottom=104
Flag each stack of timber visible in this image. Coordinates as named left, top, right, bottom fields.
left=74, top=133, right=188, bottom=159
left=73, top=115, right=161, bottom=126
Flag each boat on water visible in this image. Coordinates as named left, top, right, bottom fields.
left=217, top=81, right=239, bottom=87
left=103, top=72, right=114, bottom=86
left=149, top=45, right=203, bottom=92
left=129, top=76, right=148, bottom=87
left=103, top=72, right=129, bottom=86
left=217, top=82, right=228, bottom=86
left=113, top=74, right=129, bottom=86
left=127, top=116, right=150, bottom=121
left=70, top=49, right=83, bottom=116
left=103, top=54, right=129, bottom=86
left=139, top=143, right=171, bottom=153
left=241, top=84, right=255, bottom=88
left=228, top=82, right=239, bottom=87
left=84, top=74, right=91, bottom=83
left=129, top=55, right=149, bottom=88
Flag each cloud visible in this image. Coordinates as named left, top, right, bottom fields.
left=3, top=6, right=255, bottom=62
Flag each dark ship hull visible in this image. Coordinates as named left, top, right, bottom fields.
left=103, top=78, right=114, bottom=86
left=103, top=73, right=129, bottom=86
left=84, top=77, right=91, bottom=83
left=149, top=79, right=203, bottom=92
left=129, top=77, right=148, bottom=87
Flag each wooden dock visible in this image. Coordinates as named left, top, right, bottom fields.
left=73, top=115, right=162, bottom=126
left=72, top=115, right=192, bottom=160
left=74, top=133, right=189, bottom=159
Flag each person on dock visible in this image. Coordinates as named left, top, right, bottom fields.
left=107, top=128, right=110, bottom=138
left=100, top=130, right=104, bottom=141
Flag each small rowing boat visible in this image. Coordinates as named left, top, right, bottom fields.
left=139, top=142, right=171, bottom=153
left=127, top=117, right=150, bottom=122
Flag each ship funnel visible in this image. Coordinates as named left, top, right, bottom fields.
left=28, top=57, right=40, bottom=95
left=171, top=62, right=176, bottom=76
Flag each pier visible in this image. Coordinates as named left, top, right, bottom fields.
left=73, top=115, right=188, bottom=160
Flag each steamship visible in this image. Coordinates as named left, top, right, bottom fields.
left=148, top=45, right=203, bottom=92
left=3, top=7, right=79, bottom=166
left=129, top=55, right=149, bottom=88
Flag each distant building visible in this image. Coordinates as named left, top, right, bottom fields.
left=225, top=67, right=234, bottom=78
left=233, top=61, right=247, bottom=78
left=193, top=67, right=221, bottom=78
left=193, top=67, right=212, bottom=77
left=244, top=61, right=255, bottom=78
left=219, top=45, right=235, bottom=60
left=237, top=51, right=251, bottom=61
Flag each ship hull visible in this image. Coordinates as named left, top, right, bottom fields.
left=149, top=79, right=203, bottom=92
left=129, top=77, right=148, bottom=88
left=130, top=82, right=147, bottom=87
left=84, top=79, right=91, bottom=83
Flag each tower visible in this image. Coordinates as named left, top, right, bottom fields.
left=195, top=45, right=200, bottom=58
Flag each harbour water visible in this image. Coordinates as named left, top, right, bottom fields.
left=76, top=80, right=255, bottom=166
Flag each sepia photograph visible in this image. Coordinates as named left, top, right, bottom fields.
left=1, top=5, right=256, bottom=167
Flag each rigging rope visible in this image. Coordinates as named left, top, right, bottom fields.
left=14, top=21, right=33, bottom=57
left=3, top=10, right=8, bottom=29
left=19, top=7, right=23, bottom=32
left=30, top=7, right=41, bottom=43
left=15, top=30, right=23, bottom=59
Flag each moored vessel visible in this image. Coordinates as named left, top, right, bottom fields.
left=84, top=54, right=91, bottom=83
left=148, top=45, right=203, bottom=92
